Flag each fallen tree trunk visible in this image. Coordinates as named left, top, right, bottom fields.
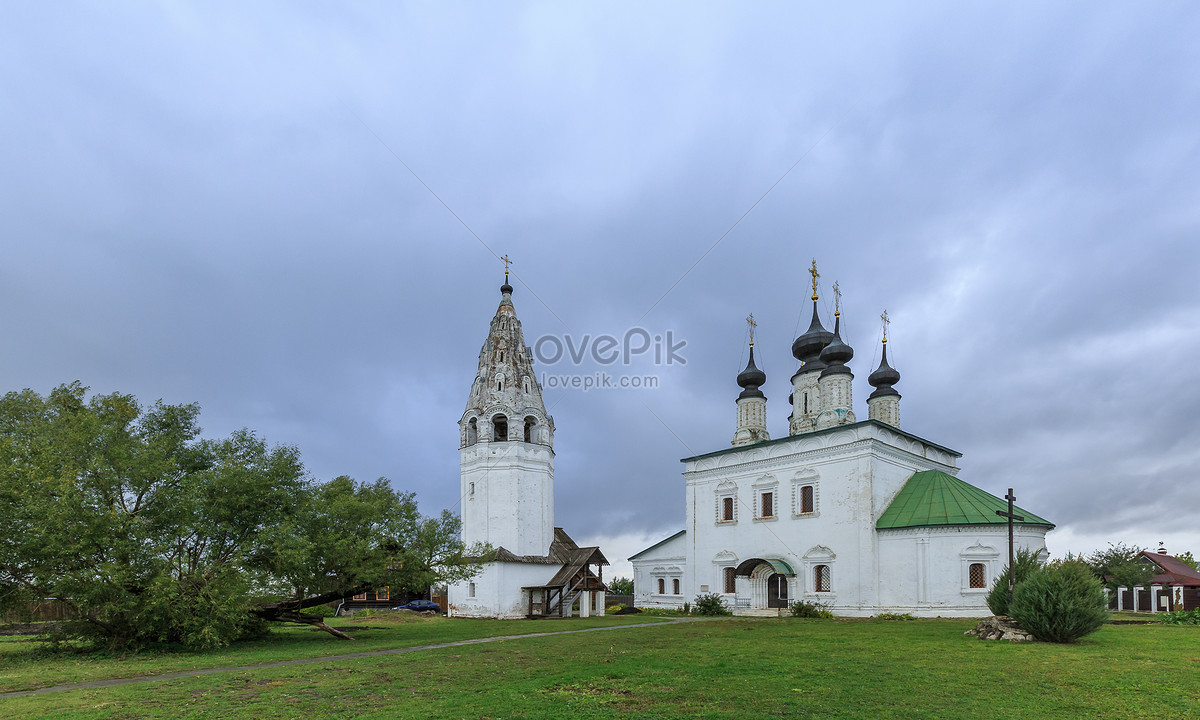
left=252, top=586, right=375, bottom=640
left=253, top=608, right=355, bottom=640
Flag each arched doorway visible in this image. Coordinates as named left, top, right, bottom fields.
left=734, top=558, right=795, bottom=611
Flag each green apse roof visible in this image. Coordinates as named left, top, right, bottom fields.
left=876, top=470, right=1054, bottom=530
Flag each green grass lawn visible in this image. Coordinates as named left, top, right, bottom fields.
left=0, top=612, right=666, bottom=694
left=2, top=615, right=1197, bottom=719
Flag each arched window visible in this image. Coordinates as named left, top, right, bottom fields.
left=673, top=579, right=681, bottom=595
left=493, top=414, right=508, bottom=442
left=724, top=567, right=736, bottom=594
left=467, top=417, right=478, bottom=445
left=814, top=565, right=831, bottom=593
left=497, top=380, right=503, bottom=391
left=657, top=578, right=665, bottom=595
left=969, top=563, right=986, bottom=589
left=499, top=350, right=505, bottom=362
left=524, top=416, right=536, bottom=443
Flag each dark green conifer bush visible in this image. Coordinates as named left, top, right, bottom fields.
left=1008, top=560, right=1108, bottom=643
left=986, top=547, right=1044, bottom=616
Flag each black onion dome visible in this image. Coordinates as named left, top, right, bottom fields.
left=501, top=280, right=513, bottom=295
left=791, top=299, right=833, bottom=366
left=868, top=342, right=901, bottom=398
left=819, top=315, right=854, bottom=368
left=737, top=346, right=766, bottom=400
left=737, top=346, right=766, bottom=388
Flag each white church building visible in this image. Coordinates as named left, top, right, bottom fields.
left=446, top=274, right=608, bottom=619
left=631, top=267, right=1053, bottom=617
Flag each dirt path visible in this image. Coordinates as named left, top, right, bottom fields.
left=0, top=618, right=695, bottom=699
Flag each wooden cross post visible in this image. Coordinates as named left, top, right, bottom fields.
left=995, top=488, right=1025, bottom=606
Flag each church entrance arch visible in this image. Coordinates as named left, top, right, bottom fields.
left=734, top=558, right=795, bottom=611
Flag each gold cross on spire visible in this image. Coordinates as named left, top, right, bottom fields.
left=809, top=259, right=820, bottom=301
left=500, top=254, right=513, bottom=279
left=832, top=281, right=841, bottom=317
left=881, top=309, right=890, bottom=344
left=746, top=313, right=757, bottom=347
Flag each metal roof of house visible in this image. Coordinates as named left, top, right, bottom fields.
left=876, top=470, right=1054, bottom=530
left=628, top=530, right=686, bottom=561
left=1142, top=551, right=1200, bottom=587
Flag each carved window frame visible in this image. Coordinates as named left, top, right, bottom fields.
left=792, top=469, right=820, bottom=518
left=715, top=480, right=738, bottom=525
left=960, top=543, right=999, bottom=594
left=753, top=475, right=779, bottom=522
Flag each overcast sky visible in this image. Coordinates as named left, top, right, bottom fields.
left=3, top=2, right=1198, bottom=577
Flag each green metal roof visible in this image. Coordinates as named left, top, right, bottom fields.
left=876, top=470, right=1054, bottom=530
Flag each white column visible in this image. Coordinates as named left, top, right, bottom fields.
left=596, top=590, right=606, bottom=616
left=580, top=590, right=591, bottom=617
left=1133, top=586, right=1143, bottom=612
left=1150, top=586, right=1160, bottom=614
left=1116, top=586, right=1125, bottom=611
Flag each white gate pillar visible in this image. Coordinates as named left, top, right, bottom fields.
left=1150, top=585, right=1160, bottom=614
left=580, top=590, right=592, bottom=617
left=1133, top=585, right=1143, bottom=612
left=596, top=590, right=606, bottom=616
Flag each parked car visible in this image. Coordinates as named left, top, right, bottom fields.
left=394, top=600, right=441, bottom=612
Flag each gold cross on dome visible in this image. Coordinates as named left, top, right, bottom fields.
left=746, top=313, right=757, bottom=346
left=500, top=254, right=513, bottom=278
left=832, top=281, right=841, bottom=317
left=881, top=309, right=890, bottom=344
left=809, top=260, right=820, bottom=301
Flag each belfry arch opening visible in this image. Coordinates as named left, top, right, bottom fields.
left=524, top=416, right=537, bottom=443
left=467, top=417, right=478, bottom=445
left=492, top=414, right=508, bottom=442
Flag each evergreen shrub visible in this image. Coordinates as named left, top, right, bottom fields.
left=1008, top=560, right=1108, bottom=643
left=987, top=547, right=1044, bottom=616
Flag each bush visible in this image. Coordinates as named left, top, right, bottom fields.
left=307, top=604, right=337, bottom=618
left=1008, top=561, right=1108, bottom=643
left=691, top=593, right=731, bottom=616
left=1158, top=609, right=1200, bottom=625
left=987, top=547, right=1044, bottom=616
left=874, top=612, right=915, bottom=621
left=789, top=600, right=833, bottom=619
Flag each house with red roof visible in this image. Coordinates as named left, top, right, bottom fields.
left=1110, top=550, right=1200, bottom=612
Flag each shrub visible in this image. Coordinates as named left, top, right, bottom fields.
left=789, top=600, right=833, bottom=619
left=987, top=547, right=1044, bottom=616
left=691, top=593, right=731, bottom=616
left=874, top=612, right=915, bottom=621
left=1008, top=560, right=1108, bottom=643
left=1158, top=609, right=1200, bottom=625
left=308, top=604, right=337, bottom=618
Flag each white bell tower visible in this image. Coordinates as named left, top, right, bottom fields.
left=458, top=266, right=555, bottom=556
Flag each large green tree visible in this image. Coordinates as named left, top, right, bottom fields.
left=1085, top=542, right=1157, bottom=593
left=0, top=383, right=482, bottom=649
